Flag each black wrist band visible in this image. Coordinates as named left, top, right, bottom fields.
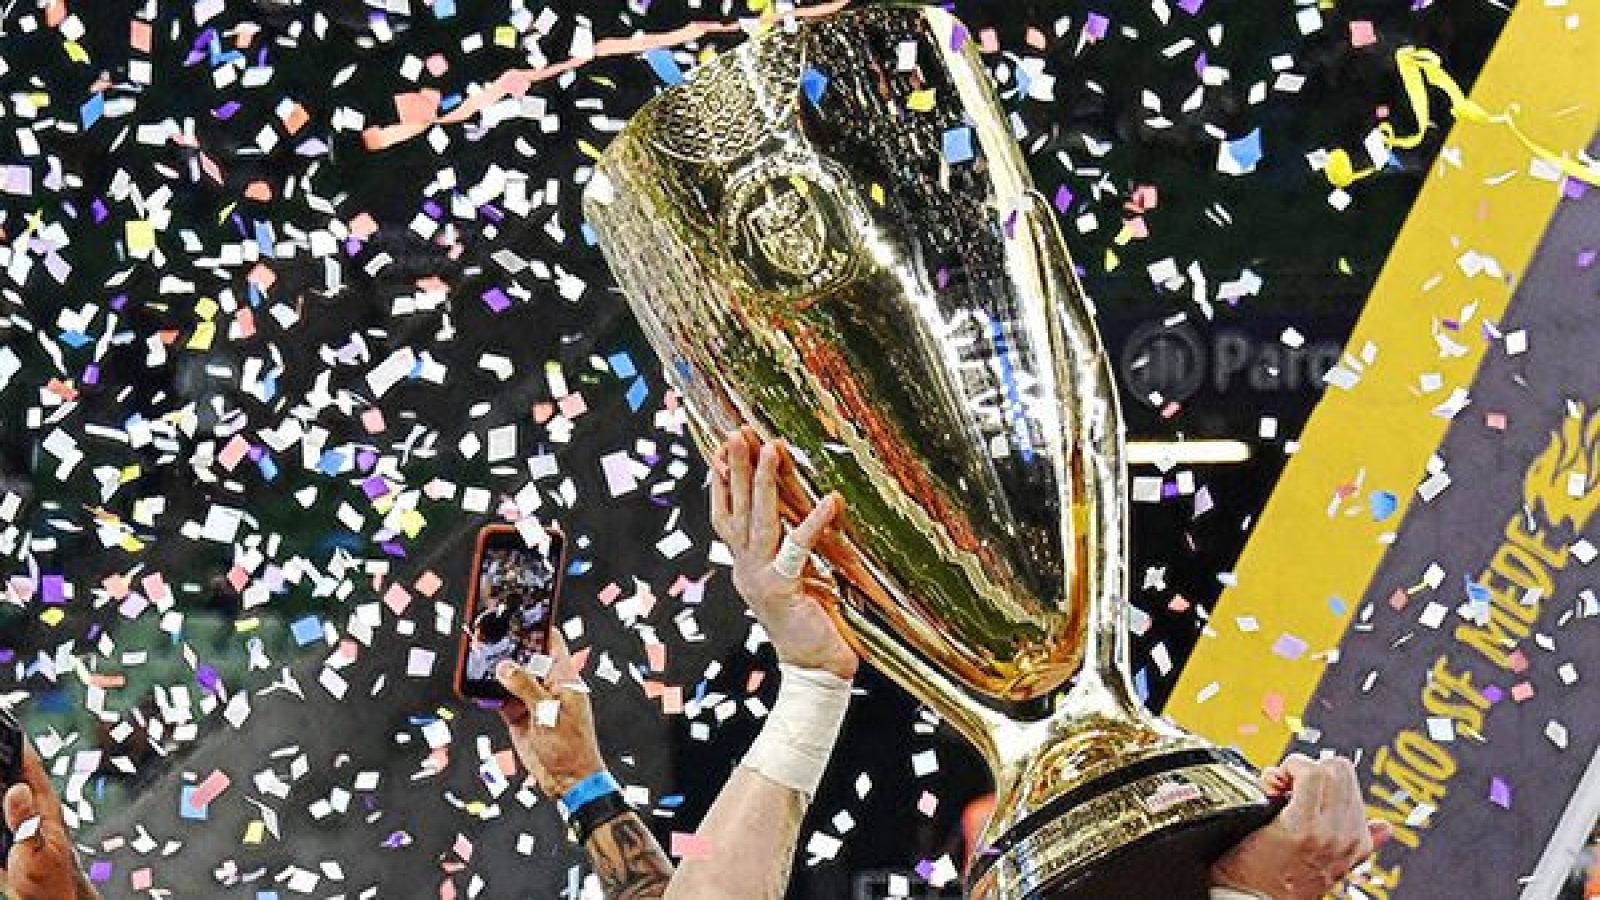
left=571, top=790, right=632, bottom=845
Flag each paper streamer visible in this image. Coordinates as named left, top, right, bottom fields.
left=1326, top=46, right=1600, bottom=189
left=361, top=1, right=851, bottom=152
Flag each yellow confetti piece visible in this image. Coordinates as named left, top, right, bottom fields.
left=195, top=296, right=219, bottom=320
left=1103, top=247, right=1119, bottom=272
left=186, top=321, right=216, bottom=351
left=870, top=183, right=885, bottom=206
left=1328, top=47, right=1600, bottom=189
left=437, top=706, right=456, bottom=721
left=243, top=820, right=266, bottom=844
left=907, top=89, right=937, bottom=112
left=399, top=509, right=427, bottom=539
left=1284, top=714, right=1304, bottom=733
left=493, top=26, right=517, bottom=49
left=578, top=139, right=603, bottom=160
left=63, top=40, right=89, bottom=64
left=125, top=219, right=156, bottom=253
left=41, top=608, right=65, bottom=627
left=118, top=534, right=145, bottom=553
left=119, top=465, right=141, bottom=483
left=234, top=617, right=261, bottom=633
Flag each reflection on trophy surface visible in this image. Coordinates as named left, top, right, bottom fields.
left=584, top=6, right=1278, bottom=898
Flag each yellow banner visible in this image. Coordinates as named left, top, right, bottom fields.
left=1168, top=1, right=1600, bottom=765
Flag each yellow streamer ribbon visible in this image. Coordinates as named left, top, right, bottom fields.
left=1326, top=46, right=1600, bottom=188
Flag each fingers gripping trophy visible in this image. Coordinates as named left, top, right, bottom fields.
left=584, top=6, right=1279, bottom=898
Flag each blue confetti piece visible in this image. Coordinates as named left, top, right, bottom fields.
left=179, top=785, right=208, bottom=821
left=625, top=377, right=649, bottom=411
left=1222, top=128, right=1263, bottom=173
left=943, top=126, right=975, bottom=164
left=1327, top=595, right=1347, bottom=616
left=645, top=48, right=684, bottom=86
left=1369, top=489, right=1398, bottom=521
left=253, top=221, right=274, bottom=255
left=580, top=222, right=598, bottom=246
left=607, top=352, right=637, bottom=379
left=1465, top=580, right=1491, bottom=604
left=1133, top=668, right=1149, bottom=704
left=256, top=454, right=278, bottom=482
left=316, top=449, right=345, bottom=475
left=801, top=67, right=828, bottom=106
left=432, top=0, right=455, bottom=19
left=290, top=616, right=323, bottom=646
left=60, top=330, right=91, bottom=349
left=80, top=94, right=105, bottom=129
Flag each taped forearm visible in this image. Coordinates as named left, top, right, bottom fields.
left=739, top=664, right=853, bottom=798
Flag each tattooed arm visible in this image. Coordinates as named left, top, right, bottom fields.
left=583, top=813, right=673, bottom=900
left=494, top=640, right=673, bottom=900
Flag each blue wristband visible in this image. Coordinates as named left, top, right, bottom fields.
left=561, top=770, right=621, bottom=815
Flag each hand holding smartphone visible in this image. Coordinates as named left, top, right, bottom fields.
left=454, top=524, right=566, bottom=703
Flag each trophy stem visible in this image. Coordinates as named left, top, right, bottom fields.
left=836, top=594, right=1046, bottom=773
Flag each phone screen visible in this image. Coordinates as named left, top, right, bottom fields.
left=457, top=528, right=563, bottom=700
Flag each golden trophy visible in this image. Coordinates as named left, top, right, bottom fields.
left=583, top=6, right=1278, bottom=897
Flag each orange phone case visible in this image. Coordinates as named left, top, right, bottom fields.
left=453, top=522, right=567, bottom=704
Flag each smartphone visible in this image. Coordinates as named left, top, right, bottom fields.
left=454, top=524, right=566, bottom=703
left=0, top=706, right=21, bottom=852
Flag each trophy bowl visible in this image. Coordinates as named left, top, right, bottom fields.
left=582, top=6, right=1278, bottom=897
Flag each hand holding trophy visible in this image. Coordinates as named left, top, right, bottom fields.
left=585, top=7, right=1279, bottom=897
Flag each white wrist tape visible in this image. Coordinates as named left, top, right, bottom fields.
left=1209, top=888, right=1269, bottom=900
left=741, top=664, right=853, bottom=798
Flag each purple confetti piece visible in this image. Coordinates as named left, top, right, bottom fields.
left=1271, top=632, right=1309, bottom=660
left=1489, top=777, right=1511, bottom=809
left=482, top=287, right=512, bottom=313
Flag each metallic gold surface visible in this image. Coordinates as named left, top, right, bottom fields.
left=584, top=6, right=1273, bottom=896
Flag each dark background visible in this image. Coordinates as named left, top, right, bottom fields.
left=0, top=0, right=1509, bottom=896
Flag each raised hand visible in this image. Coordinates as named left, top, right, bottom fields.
left=709, top=427, right=858, bottom=681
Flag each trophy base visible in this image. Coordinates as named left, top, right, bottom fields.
left=969, top=748, right=1279, bottom=900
